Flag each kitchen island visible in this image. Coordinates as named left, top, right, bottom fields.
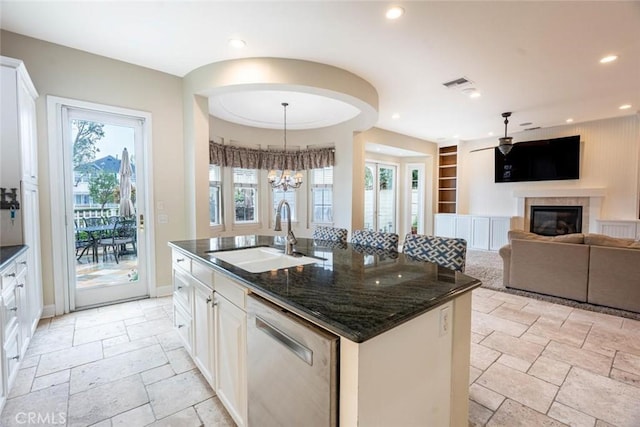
left=169, top=235, right=481, bottom=427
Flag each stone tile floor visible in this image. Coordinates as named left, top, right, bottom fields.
left=1, top=290, right=639, bottom=426
left=0, top=296, right=235, bottom=427
left=470, top=288, right=640, bottom=427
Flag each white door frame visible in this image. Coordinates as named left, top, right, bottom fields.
left=47, top=96, right=156, bottom=315
left=364, top=160, right=399, bottom=233
left=406, top=163, right=425, bottom=235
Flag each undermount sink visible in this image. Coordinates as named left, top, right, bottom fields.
left=208, top=246, right=323, bottom=273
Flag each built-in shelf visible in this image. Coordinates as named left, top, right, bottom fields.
left=438, top=146, right=457, bottom=213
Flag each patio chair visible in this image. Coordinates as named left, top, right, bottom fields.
left=351, top=229, right=399, bottom=251
left=75, top=227, right=94, bottom=261
left=102, top=216, right=120, bottom=238
left=402, top=233, right=467, bottom=272
left=97, top=219, right=137, bottom=263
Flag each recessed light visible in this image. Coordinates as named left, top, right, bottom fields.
left=619, top=104, right=632, bottom=110
left=392, top=113, right=400, bottom=120
left=453, top=134, right=460, bottom=139
left=566, top=118, right=574, bottom=123
left=376, top=147, right=381, bottom=152
left=461, top=87, right=481, bottom=98
left=488, top=132, right=494, bottom=136
left=228, top=39, right=246, bottom=49
left=386, top=6, right=404, bottom=20
left=599, top=55, right=618, bottom=64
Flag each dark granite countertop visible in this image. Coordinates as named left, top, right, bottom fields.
left=0, top=245, right=27, bottom=269
left=169, top=235, right=481, bottom=343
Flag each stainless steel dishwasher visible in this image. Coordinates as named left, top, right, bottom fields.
left=247, top=294, right=338, bottom=427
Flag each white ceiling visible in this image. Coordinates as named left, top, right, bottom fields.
left=1, top=1, right=639, bottom=143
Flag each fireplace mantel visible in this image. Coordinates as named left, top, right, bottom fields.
left=513, top=188, right=606, bottom=198
left=512, top=188, right=606, bottom=233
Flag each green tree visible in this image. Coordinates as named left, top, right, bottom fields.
left=73, top=120, right=105, bottom=167
left=379, top=168, right=393, bottom=190
left=364, top=167, right=373, bottom=190
left=89, top=172, right=118, bottom=211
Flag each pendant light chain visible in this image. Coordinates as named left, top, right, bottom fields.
left=268, top=102, right=303, bottom=191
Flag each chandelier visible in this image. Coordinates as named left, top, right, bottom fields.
left=497, top=112, right=513, bottom=156
left=268, top=102, right=303, bottom=191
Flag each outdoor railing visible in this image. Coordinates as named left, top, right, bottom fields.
left=74, top=207, right=120, bottom=222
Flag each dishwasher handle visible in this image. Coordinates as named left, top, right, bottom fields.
left=256, top=316, right=313, bottom=366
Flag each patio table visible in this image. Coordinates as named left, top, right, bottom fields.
left=76, top=224, right=113, bottom=262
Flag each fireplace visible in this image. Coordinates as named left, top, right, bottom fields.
left=530, top=206, right=583, bottom=236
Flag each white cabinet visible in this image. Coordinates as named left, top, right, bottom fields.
left=596, top=220, right=640, bottom=239
left=1, top=56, right=39, bottom=247
left=455, top=215, right=472, bottom=244
left=470, top=216, right=491, bottom=250
left=434, top=214, right=456, bottom=238
left=21, top=184, right=42, bottom=332
left=0, top=57, right=42, bottom=414
left=1, top=249, right=37, bottom=411
left=193, top=280, right=214, bottom=387
left=170, top=248, right=248, bottom=427
left=490, top=217, right=511, bottom=251
left=214, top=292, right=247, bottom=427
left=172, top=267, right=193, bottom=355
left=434, top=214, right=513, bottom=251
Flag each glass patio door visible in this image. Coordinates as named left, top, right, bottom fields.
left=364, top=162, right=397, bottom=233
left=63, top=107, right=148, bottom=309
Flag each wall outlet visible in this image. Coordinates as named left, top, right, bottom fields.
left=439, top=306, right=451, bottom=337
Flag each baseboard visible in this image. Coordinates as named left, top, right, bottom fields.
left=42, top=304, right=56, bottom=318
left=155, top=285, right=173, bottom=297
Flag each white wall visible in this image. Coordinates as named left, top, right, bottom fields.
left=458, top=115, right=640, bottom=220
left=0, top=31, right=185, bottom=305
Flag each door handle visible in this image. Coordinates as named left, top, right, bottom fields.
left=255, top=316, right=313, bottom=366
left=139, top=214, right=144, bottom=231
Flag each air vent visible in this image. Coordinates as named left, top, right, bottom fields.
left=519, top=122, right=533, bottom=126
left=442, top=77, right=473, bottom=89
left=524, top=127, right=541, bottom=131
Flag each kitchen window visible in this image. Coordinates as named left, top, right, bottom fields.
left=209, top=165, right=222, bottom=226
left=310, top=167, right=333, bottom=224
left=233, top=168, right=258, bottom=223
left=272, top=180, right=296, bottom=222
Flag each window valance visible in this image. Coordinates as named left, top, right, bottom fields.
left=209, top=141, right=335, bottom=170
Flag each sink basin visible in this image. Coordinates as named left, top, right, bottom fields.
left=209, top=247, right=323, bottom=273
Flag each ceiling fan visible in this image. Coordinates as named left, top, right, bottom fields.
left=471, top=112, right=515, bottom=156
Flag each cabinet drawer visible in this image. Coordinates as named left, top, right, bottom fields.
left=172, top=250, right=191, bottom=273
left=192, top=260, right=214, bottom=289
left=173, top=268, right=193, bottom=314
left=173, top=303, right=192, bottom=354
left=15, top=253, right=27, bottom=276
left=214, top=272, right=247, bottom=310
left=4, top=325, right=21, bottom=388
left=3, top=285, right=19, bottom=337
left=1, top=262, right=18, bottom=291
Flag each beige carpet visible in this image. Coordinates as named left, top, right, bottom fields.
left=465, top=250, right=504, bottom=289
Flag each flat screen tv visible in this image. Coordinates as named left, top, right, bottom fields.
left=495, top=135, right=580, bottom=183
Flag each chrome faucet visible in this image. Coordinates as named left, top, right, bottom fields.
left=274, top=199, right=297, bottom=255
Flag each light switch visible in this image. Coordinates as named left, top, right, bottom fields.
left=158, top=214, right=168, bottom=224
